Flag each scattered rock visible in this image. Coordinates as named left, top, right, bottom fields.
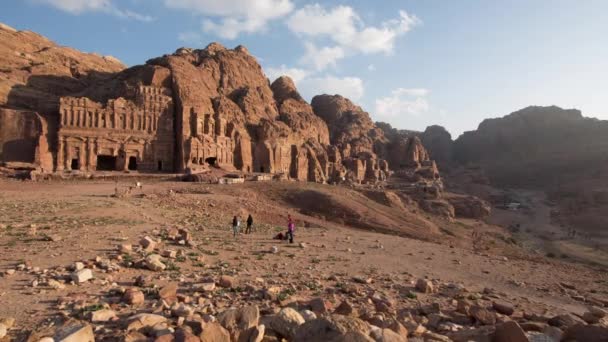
left=159, top=283, right=179, bottom=303
left=470, top=306, right=496, bottom=325
left=127, top=313, right=168, bottom=331
left=415, top=279, right=434, bottom=293
left=492, top=301, right=514, bottom=316
left=562, top=324, right=608, bottom=342
left=124, top=288, right=145, bottom=305
left=293, top=315, right=371, bottom=342
left=140, top=236, right=157, bottom=252
left=54, top=320, right=95, bottom=342
left=90, top=309, right=117, bottom=322
left=219, top=275, right=236, bottom=288
left=493, top=321, right=527, bottom=342
left=71, top=268, right=93, bottom=284
left=268, top=308, right=305, bottom=339
left=145, top=254, right=166, bottom=272
left=200, top=322, right=230, bottom=342
left=548, top=313, right=584, bottom=328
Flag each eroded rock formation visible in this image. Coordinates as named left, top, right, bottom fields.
left=0, top=23, right=444, bottom=187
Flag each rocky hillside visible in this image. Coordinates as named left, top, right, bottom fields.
left=0, top=22, right=125, bottom=114
left=453, top=106, right=608, bottom=189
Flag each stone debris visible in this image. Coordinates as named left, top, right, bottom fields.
left=71, top=268, right=93, bottom=284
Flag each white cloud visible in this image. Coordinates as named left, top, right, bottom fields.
left=34, top=0, right=153, bottom=21
left=299, top=76, right=364, bottom=101
left=299, top=42, right=345, bottom=71
left=164, top=0, right=294, bottom=39
left=287, top=4, right=419, bottom=54
left=375, top=87, right=430, bottom=117
left=178, top=31, right=203, bottom=44
left=265, top=65, right=309, bottom=84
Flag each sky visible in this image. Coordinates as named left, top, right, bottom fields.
left=1, top=0, right=607, bottom=138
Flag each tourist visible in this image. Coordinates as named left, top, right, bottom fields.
left=246, top=214, right=253, bottom=234
left=287, top=215, right=295, bottom=244
left=232, top=215, right=240, bottom=238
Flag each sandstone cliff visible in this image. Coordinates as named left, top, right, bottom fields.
left=0, top=23, right=448, bottom=189
left=453, top=106, right=608, bottom=189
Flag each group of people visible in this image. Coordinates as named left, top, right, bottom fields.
left=231, top=214, right=255, bottom=238
left=231, top=214, right=297, bottom=243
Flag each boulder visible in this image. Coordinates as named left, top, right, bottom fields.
left=217, top=305, right=259, bottom=341
left=124, top=288, right=145, bottom=305
left=127, top=313, right=168, bottom=331
left=71, top=269, right=93, bottom=284
left=199, top=322, right=230, bottom=342
left=470, top=306, right=497, bottom=325
left=54, top=321, right=95, bottom=342
left=268, top=308, right=305, bottom=339
left=145, top=254, right=166, bottom=272
left=415, top=279, right=434, bottom=293
left=219, top=275, right=237, bottom=288
left=492, top=301, right=515, bottom=316
left=493, top=321, right=528, bottom=342
left=90, top=309, right=117, bottom=322
left=294, top=314, right=371, bottom=342
left=562, top=324, right=608, bottom=342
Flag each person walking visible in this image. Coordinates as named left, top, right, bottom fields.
left=232, top=215, right=240, bottom=238
left=287, top=215, right=295, bottom=244
left=246, top=214, right=254, bottom=234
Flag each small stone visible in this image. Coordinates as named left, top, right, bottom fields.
left=268, top=308, right=305, bottom=340
left=71, top=269, right=93, bottom=284
left=353, top=276, right=372, bottom=284
left=334, top=300, right=357, bottom=316
left=0, top=324, right=6, bottom=339
left=119, top=244, right=133, bottom=254
left=200, top=322, right=230, bottom=342
left=91, top=309, right=117, bottom=322
left=124, top=288, right=145, bottom=305
left=145, top=254, right=166, bottom=271
left=127, top=313, right=168, bottom=331
left=74, top=262, right=85, bottom=271
left=415, top=278, right=434, bottom=293
left=300, top=310, right=317, bottom=321
left=47, top=279, right=65, bottom=290
left=492, top=301, right=514, bottom=316
left=548, top=314, right=584, bottom=328
left=470, top=306, right=496, bottom=325
left=270, top=246, right=279, bottom=254
left=54, top=321, right=95, bottom=342
left=219, top=275, right=236, bottom=288
left=583, top=311, right=601, bottom=324
left=140, top=236, right=157, bottom=252
left=493, top=321, right=527, bottom=342
left=299, top=243, right=307, bottom=248
left=162, top=250, right=177, bottom=259
left=198, top=282, right=216, bottom=292
left=159, top=283, right=178, bottom=303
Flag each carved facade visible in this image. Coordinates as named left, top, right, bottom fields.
left=56, top=86, right=174, bottom=172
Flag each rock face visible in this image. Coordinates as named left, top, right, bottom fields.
left=0, top=23, right=124, bottom=168
left=0, top=23, right=448, bottom=186
left=453, top=106, right=608, bottom=189
left=311, top=94, right=390, bottom=183
left=420, top=125, right=453, bottom=168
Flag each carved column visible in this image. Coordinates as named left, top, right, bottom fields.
left=56, top=137, right=65, bottom=171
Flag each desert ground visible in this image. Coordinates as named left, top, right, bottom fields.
left=1, top=177, right=607, bottom=341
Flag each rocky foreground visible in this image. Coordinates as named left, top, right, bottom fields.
left=2, top=226, right=607, bottom=342
left=1, top=181, right=607, bottom=342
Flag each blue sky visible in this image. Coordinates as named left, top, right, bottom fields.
left=2, top=0, right=607, bottom=138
